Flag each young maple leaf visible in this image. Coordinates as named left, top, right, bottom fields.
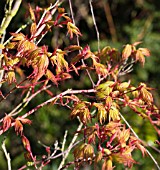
left=67, top=22, right=82, bottom=39
left=22, top=135, right=32, bottom=153
left=18, top=117, right=32, bottom=125
left=130, top=136, right=147, bottom=157
left=15, top=119, right=23, bottom=136
left=2, top=115, right=12, bottom=132
left=28, top=4, right=36, bottom=22
left=73, top=143, right=94, bottom=161
left=7, top=71, right=16, bottom=84
left=102, top=158, right=113, bottom=170
left=122, top=44, right=132, bottom=60
left=15, top=117, right=32, bottom=136
left=118, top=128, right=130, bottom=147
left=30, top=47, right=49, bottom=82
left=70, top=102, right=91, bottom=124
left=50, top=49, right=68, bottom=74
left=139, top=83, right=153, bottom=104
left=45, top=69, right=58, bottom=86
left=96, top=81, right=115, bottom=99
left=112, top=146, right=137, bottom=168
left=109, top=106, right=120, bottom=122
left=93, top=102, right=107, bottom=124
left=84, top=126, right=97, bottom=144
left=94, top=151, right=103, bottom=163
left=93, top=59, right=108, bottom=77
left=22, top=135, right=35, bottom=162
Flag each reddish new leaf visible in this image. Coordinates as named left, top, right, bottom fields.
left=2, top=115, right=12, bottom=132
left=15, top=119, right=23, bottom=136
left=122, top=44, right=132, bottom=60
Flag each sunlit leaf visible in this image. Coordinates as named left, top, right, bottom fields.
left=93, top=102, right=107, bottom=124
left=28, top=4, right=36, bottom=22
left=71, top=102, right=91, bottom=123
left=7, top=70, right=16, bottom=84
left=102, top=158, right=113, bottom=170
left=64, top=45, right=82, bottom=52
left=122, top=44, right=132, bottom=60
left=0, top=44, right=4, bottom=49
left=45, top=69, right=58, bottom=85
left=67, top=22, right=82, bottom=39
left=15, top=119, right=23, bottom=136
left=109, top=107, right=120, bottom=122
left=138, top=48, right=150, bottom=57
left=2, top=115, right=12, bottom=132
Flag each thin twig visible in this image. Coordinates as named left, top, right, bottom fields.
left=0, top=31, right=6, bottom=88
left=22, top=89, right=96, bottom=119
left=33, top=0, right=64, bottom=42
left=47, top=134, right=84, bottom=161
left=58, top=121, right=83, bottom=170
left=69, top=0, right=95, bottom=88
left=61, top=130, right=68, bottom=156
left=2, top=140, right=11, bottom=170
left=119, top=112, right=160, bottom=170
left=0, top=88, right=96, bottom=135
left=8, top=88, right=31, bottom=116
left=0, top=84, right=51, bottom=123
left=4, top=21, right=31, bottom=46
left=11, top=84, right=52, bottom=117
left=89, top=0, right=100, bottom=52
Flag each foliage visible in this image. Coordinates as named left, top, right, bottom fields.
left=0, top=0, right=160, bottom=170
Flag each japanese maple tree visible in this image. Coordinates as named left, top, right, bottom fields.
left=0, top=0, right=159, bottom=170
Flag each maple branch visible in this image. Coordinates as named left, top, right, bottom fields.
left=2, top=139, right=11, bottom=170
left=33, top=0, right=64, bottom=42
left=4, top=21, right=30, bottom=46
left=11, top=85, right=52, bottom=117
left=61, top=130, right=68, bottom=155
left=119, top=112, right=160, bottom=170
left=22, top=88, right=96, bottom=119
left=0, top=88, right=96, bottom=135
left=47, top=135, right=84, bottom=161
left=0, top=0, right=22, bottom=35
left=0, top=78, right=27, bottom=103
left=0, top=85, right=51, bottom=124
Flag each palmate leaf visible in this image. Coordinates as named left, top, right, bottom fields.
left=73, top=143, right=94, bottom=161
left=50, top=49, right=68, bottom=74
left=45, top=69, right=58, bottom=85
left=32, top=53, right=49, bottom=82
left=102, top=158, right=113, bottom=170
left=70, top=101, right=91, bottom=123
left=64, top=45, right=82, bottom=52
left=93, top=102, right=107, bottom=124
left=96, top=81, right=115, bottom=99
left=2, top=115, right=12, bottom=132
left=118, top=128, right=130, bottom=147
left=7, top=70, right=16, bottom=84
left=122, top=44, right=132, bottom=60
left=109, top=107, right=120, bottom=122
left=139, top=83, right=153, bottom=104
left=112, top=146, right=137, bottom=168
left=93, top=60, right=108, bottom=76
left=15, top=119, right=23, bottom=136
left=67, top=22, right=82, bottom=39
